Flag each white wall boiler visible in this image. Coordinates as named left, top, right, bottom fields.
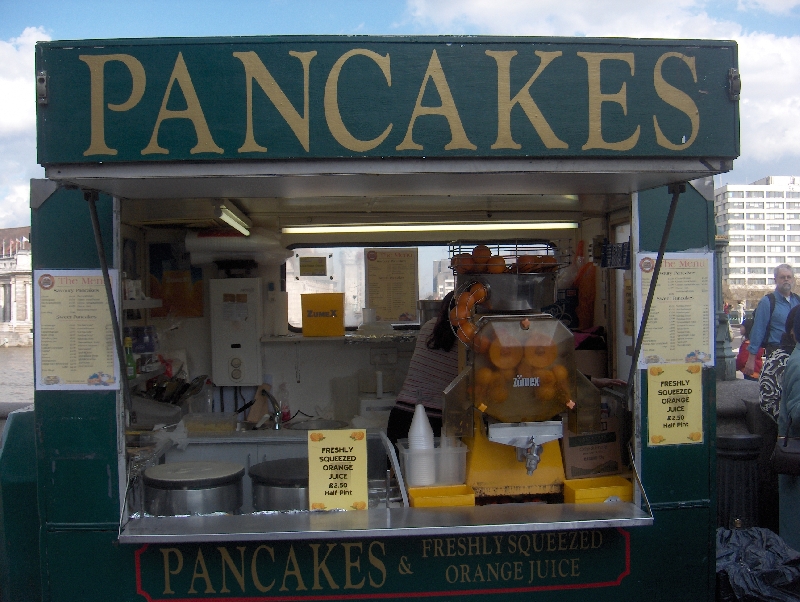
left=210, top=278, right=263, bottom=386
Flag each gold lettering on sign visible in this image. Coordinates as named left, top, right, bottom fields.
left=141, top=52, right=223, bottom=155
left=280, top=545, right=308, bottom=591
left=485, top=50, right=568, bottom=150
left=79, top=54, right=146, bottom=156
left=188, top=549, right=216, bottom=594
left=653, top=52, right=700, bottom=150
left=368, top=541, right=387, bottom=587
left=396, top=49, right=477, bottom=151
left=325, top=49, right=393, bottom=152
left=160, top=548, right=183, bottom=595
left=251, top=545, right=276, bottom=592
left=310, top=543, right=339, bottom=590
left=342, top=542, right=366, bottom=589
left=578, top=52, right=641, bottom=151
left=233, top=50, right=317, bottom=153
left=218, top=546, right=247, bottom=594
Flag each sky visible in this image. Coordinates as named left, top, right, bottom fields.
left=1, top=0, right=799, bottom=228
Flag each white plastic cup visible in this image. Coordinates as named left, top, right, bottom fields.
left=408, top=404, right=434, bottom=450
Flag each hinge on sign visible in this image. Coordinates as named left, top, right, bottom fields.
left=36, top=70, right=48, bottom=105
left=727, top=68, right=741, bottom=102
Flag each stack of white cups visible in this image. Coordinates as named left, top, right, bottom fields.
left=407, top=404, right=436, bottom=486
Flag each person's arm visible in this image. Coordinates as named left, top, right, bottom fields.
left=748, top=297, right=770, bottom=355
left=782, top=356, right=800, bottom=425
left=590, top=377, right=626, bottom=388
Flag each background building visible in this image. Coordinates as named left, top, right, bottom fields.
left=0, top=227, right=32, bottom=346
left=715, top=176, right=800, bottom=309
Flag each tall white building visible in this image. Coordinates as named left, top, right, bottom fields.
left=715, top=176, right=800, bottom=307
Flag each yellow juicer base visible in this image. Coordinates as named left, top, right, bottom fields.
left=463, top=414, right=565, bottom=497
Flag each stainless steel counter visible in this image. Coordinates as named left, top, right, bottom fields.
left=119, top=501, right=652, bottom=543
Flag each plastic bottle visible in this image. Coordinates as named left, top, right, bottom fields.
left=277, top=382, right=291, bottom=422
left=124, top=337, right=136, bottom=380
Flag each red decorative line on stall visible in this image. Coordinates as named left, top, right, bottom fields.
left=134, top=529, right=631, bottom=601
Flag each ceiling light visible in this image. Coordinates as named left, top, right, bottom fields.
left=215, top=202, right=252, bottom=236
left=281, top=222, right=579, bottom=235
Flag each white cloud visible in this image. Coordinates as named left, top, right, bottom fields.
left=0, top=28, right=49, bottom=228
left=0, top=27, right=50, bottom=135
left=737, top=0, right=800, bottom=15
left=0, top=183, right=35, bottom=229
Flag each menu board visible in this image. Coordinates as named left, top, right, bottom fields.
left=307, top=429, right=368, bottom=511
left=647, top=363, right=703, bottom=446
left=364, top=248, right=418, bottom=323
left=34, top=269, right=119, bottom=390
left=635, top=253, right=713, bottom=367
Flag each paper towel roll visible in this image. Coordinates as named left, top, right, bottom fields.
left=273, top=291, right=289, bottom=336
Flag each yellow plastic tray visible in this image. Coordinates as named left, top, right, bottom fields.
left=408, top=484, right=475, bottom=508
left=563, top=476, right=633, bottom=504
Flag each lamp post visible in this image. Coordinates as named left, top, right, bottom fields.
left=715, top=232, right=736, bottom=380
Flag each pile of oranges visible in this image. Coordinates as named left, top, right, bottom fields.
left=472, top=322, right=575, bottom=422
left=450, top=244, right=557, bottom=275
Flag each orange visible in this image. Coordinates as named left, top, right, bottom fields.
left=486, top=255, right=506, bottom=273
left=499, top=367, right=516, bottom=381
left=488, top=333, right=524, bottom=370
left=488, top=383, right=509, bottom=404
left=472, top=331, right=492, bottom=354
left=472, top=244, right=492, bottom=264
left=449, top=306, right=466, bottom=327
left=451, top=253, right=475, bottom=274
left=536, top=385, right=557, bottom=402
left=523, top=333, right=558, bottom=368
left=457, top=290, right=477, bottom=313
left=469, top=282, right=488, bottom=304
left=531, top=368, right=556, bottom=386
left=474, top=366, right=494, bottom=386
left=456, top=320, right=477, bottom=347
left=552, top=363, right=569, bottom=383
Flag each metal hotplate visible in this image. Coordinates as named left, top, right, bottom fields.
left=120, top=501, right=652, bottom=543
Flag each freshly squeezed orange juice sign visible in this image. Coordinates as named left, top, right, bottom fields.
left=647, top=363, right=703, bottom=446
left=308, top=429, right=368, bottom=510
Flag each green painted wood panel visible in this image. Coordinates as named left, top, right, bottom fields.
left=31, top=188, right=113, bottom=270
left=36, top=36, right=739, bottom=164
left=637, top=183, right=715, bottom=253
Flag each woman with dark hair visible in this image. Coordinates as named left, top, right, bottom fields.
left=736, top=317, right=764, bottom=381
left=760, top=305, right=800, bottom=421
left=778, top=307, right=800, bottom=550
left=386, top=291, right=458, bottom=444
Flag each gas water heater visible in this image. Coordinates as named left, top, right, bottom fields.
left=210, top=278, right=263, bottom=386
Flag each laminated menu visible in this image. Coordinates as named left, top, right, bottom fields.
left=34, top=269, right=119, bottom=390
left=635, top=253, right=713, bottom=367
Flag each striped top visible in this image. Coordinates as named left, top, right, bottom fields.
left=394, top=319, right=459, bottom=417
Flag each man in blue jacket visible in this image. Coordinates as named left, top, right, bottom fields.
left=745, top=264, right=800, bottom=376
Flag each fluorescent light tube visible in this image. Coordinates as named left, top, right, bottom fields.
left=281, top=222, right=579, bottom=234
left=215, top=202, right=252, bottom=236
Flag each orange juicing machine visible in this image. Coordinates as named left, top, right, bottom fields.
left=443, top=250, right=600, bottom=498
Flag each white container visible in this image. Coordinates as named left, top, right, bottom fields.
left=396, top=438, right=468, bottom=487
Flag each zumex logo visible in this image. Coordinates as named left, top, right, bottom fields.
left=307, top=309, right=338, bottom=318
left=513, top=375, right=541, bottom=388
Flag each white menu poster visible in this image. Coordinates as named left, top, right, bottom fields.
left=364, top=248, right=419, bottom=323
left=34, top=269, right=120, bottom=390
left=635, top=253, right=714, bottom=368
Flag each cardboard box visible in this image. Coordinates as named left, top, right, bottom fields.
left=301, top=293, right=345, bottom=336
left=561, top=394, right=622, bottom=479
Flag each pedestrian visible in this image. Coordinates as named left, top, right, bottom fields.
left=745, top=264, right=800, bottom=377
left=778, top=307, right=800, bottom=551
left=736, top=318, right=763, bottom=381
left=759, top=305, right=800, bottom=421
